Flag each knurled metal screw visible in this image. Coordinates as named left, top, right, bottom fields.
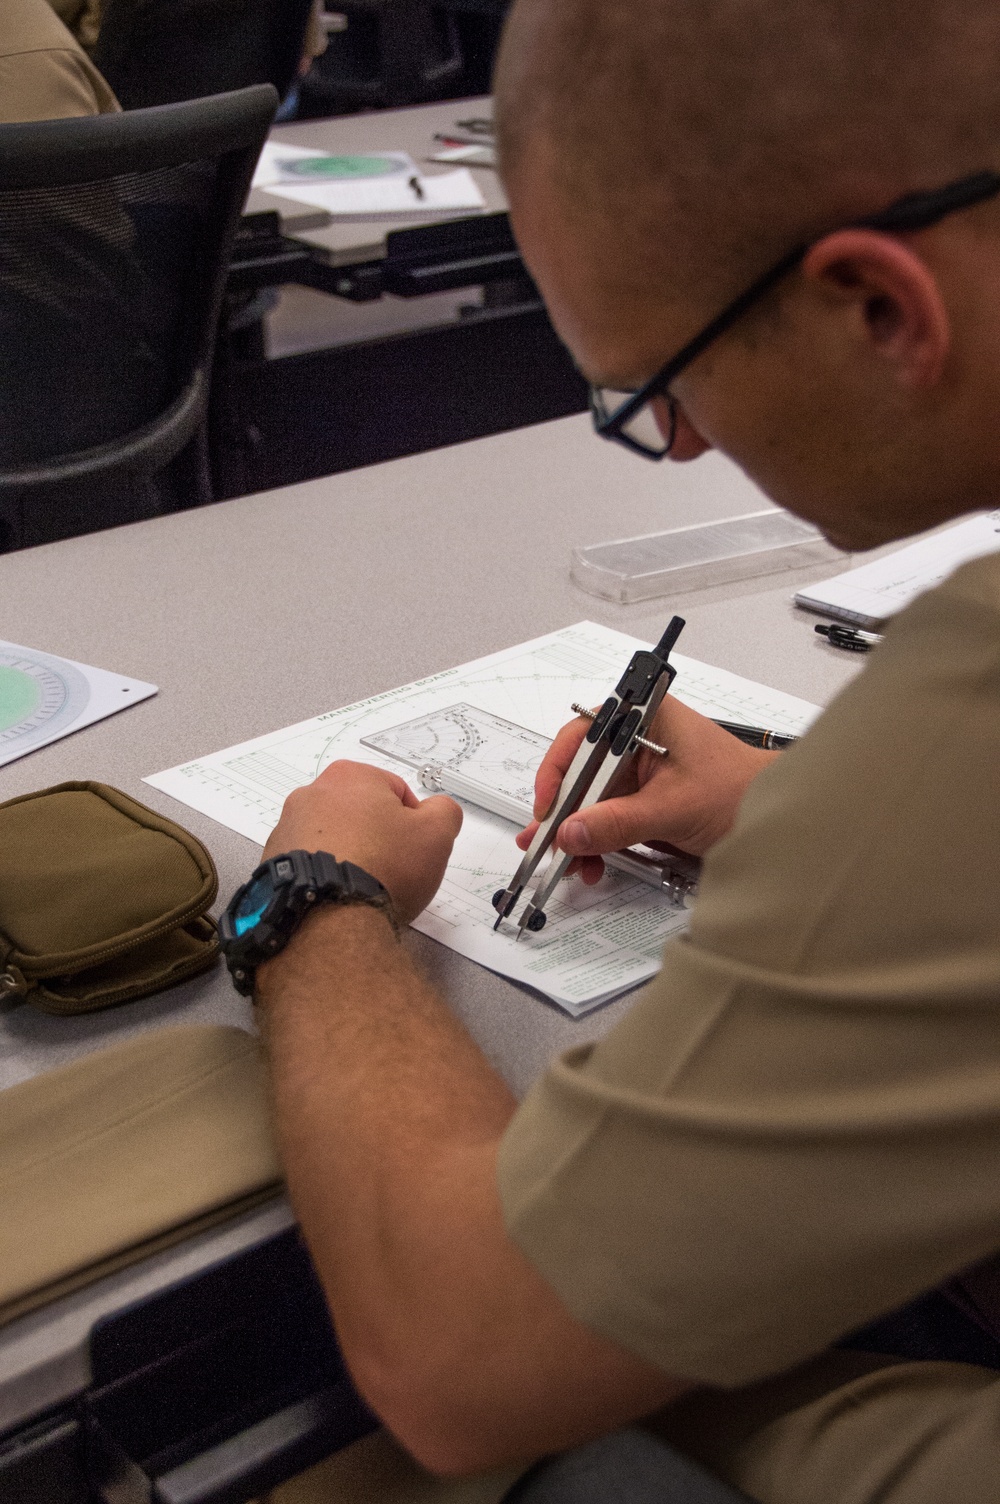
left=570, top=703, right=668, bottom=758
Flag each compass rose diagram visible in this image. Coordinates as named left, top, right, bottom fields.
left=0, top=646, right=90, bottom=755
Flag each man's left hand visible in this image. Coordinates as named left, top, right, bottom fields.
left=263, top=761, right=462, bottom=924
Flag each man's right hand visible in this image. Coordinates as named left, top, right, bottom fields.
left=517, top=697, right=780, bottom=880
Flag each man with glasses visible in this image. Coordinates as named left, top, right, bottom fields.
left=252, top=2, right=1000, bottom=1501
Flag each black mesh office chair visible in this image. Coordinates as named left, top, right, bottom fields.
left=300, top=0, right=463, bottom=114
left=93, top=0, right=315, bottom=109
left=0, top=85, right=276, bottom=553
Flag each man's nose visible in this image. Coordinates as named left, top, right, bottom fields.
left=654, top=395, right=713, bottom=462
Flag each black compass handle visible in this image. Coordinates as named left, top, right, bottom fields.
left=653, top=615, right=686, bottom=663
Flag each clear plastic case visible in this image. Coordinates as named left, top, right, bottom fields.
left=571, top=508, right=844, bottom=604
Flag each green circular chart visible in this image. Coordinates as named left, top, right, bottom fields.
left=0, top=647, right=89, bottom=753
left=280, top=154, right=405, bottom=179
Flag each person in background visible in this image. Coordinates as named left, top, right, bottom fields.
left=2, top=0, right=118, bottom=121
left=47, top=0, right=329, bottom=75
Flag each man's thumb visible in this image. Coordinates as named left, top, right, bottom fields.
left=558, top=798, right=642, bottom=856
left=419, top=793, right=464, bottom=839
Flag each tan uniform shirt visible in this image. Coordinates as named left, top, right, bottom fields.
left=3, top=0, right=118, bottom=121
left=498, top=549, right=1000, bottom=1494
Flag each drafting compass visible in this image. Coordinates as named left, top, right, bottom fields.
left=492, top=615, right=686, bottom=938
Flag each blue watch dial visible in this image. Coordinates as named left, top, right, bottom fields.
left=233, top=871, right=276, bottom=936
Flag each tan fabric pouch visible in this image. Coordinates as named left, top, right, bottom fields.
left=0, top=781, right=219, bottom=1015
left=0, top=1025, right=282, bottom=1328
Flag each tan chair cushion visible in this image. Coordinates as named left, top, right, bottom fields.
left=0, top=1024, right=281, bottom=1326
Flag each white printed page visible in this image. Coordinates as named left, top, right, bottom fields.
left=795, top=510, right=1000, bottom=627
left=251, top=142, right=335, bottom=189
left=145, top=623, right=818, bottom=1016
left=265, top=168, right=485, bottom=219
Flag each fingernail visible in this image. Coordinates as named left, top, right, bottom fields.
left=562, top=817, right=589, bottom=853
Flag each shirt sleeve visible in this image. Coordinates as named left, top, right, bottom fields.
left=498, top=557, right=1000, bottom=1388
left=0, top=47, right=118, bottom=122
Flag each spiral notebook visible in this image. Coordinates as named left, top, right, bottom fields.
left=794, top=510, right=1000, bottom=629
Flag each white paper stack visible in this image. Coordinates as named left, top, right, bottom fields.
left=251, top=143, right=486, bottom=224
left=264, top=169, right=485, bottom=220
left=794, top=510, right=1000, bottom=629
left=252, top=145, right=483, bottom=222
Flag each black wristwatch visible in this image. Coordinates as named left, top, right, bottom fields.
left=219, top=849, right=395, bottom=996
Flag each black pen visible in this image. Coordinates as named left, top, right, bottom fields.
left=408, top=174, right=425, bottom=201
left=814, top=622, right=881, bottom=653
left=572, top=702, right=797, bottom=752
left=713, top=720, right=798, bottom=750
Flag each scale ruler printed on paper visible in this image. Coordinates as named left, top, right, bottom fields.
left=146, top=623, right=818, bottom=1016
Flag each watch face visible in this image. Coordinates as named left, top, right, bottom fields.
left=233, top=870, right=276, bottom=937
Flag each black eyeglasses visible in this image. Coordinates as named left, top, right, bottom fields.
left=591, top=169, right=1000, bottom=459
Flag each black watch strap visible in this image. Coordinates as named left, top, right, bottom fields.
left=308, top=850, right=388, bottom=906
left=311, top=852, right=397, bottom=920
left=220, top=850, right=396, bottom=996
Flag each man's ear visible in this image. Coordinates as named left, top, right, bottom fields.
left=801, top=230, right=951, bottom=388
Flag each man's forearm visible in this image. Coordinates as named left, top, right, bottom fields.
left=257, top=904, right=682, bottom=1473
left=258, top=903, right=515, bottom=1147
left=251, top=764, right=689, bottom=1470
left=256, top=903, right=518, bottom=1414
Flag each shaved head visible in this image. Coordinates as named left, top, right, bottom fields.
left=495, top=0, right=1000, bottom=303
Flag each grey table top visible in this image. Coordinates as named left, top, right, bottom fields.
left=0, top=415, right=867, bottom=1429
left=0, top=412, right=862, bottom=1100
left=246, top=95, right=506, bottom=264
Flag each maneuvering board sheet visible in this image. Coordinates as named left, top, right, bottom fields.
left=146, top=624, right=819, bottom=1016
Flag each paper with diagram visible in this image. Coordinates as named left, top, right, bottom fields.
left=0, top=640, right=156, bottom=770
left=145, top=622, right=819, bottom=1016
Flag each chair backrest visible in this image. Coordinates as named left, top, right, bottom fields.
left=0, top=85, right=276, bottom=551
left=305, top=0, right=463, bottom=113
left=93, top=0, right=316, bottom=110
